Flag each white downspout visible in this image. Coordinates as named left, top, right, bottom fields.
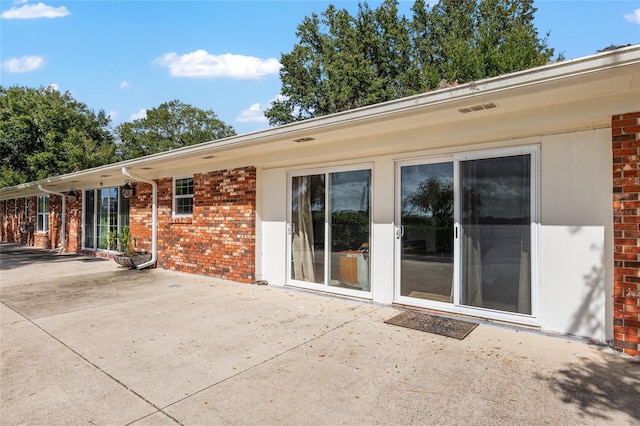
left=122, top=167, right=157, bottom=270
left=37, top=185, right=66, bottom=251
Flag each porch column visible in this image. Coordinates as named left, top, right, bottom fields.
left=612, top=111, right=640, bottom=357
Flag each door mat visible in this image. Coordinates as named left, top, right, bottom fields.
left=385, top=311, right=478, bottom=340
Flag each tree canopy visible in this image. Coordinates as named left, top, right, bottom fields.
left=115, top=100, right=236, bottom=161
left=265, top=0, right=560, bottom=126
left=0, top=86, right=116, bottom=187
left=0, top=87, right=236, bottom=187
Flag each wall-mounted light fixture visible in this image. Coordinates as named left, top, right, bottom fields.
left=121, top=180, right=134, bottom=199
left=67, top=188, right=79, bottom=203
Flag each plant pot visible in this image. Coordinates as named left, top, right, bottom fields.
left=113, top=252, right=153, bottom=269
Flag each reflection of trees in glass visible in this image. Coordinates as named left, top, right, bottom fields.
left=462, top=186, right=483, bottom=222
left=330, top=211, right=369, bottom=251
left=404, top=177, right=453, bottom=226
left=404, top=177, right=453, bottom=253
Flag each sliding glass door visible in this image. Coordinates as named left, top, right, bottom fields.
left=396, top=148, right=537, bottom=320
left=83, top=186, right=130, bottom=251
left=288, top=167, right=371, bottom=295
left=397, top=160, right=454, bottom=303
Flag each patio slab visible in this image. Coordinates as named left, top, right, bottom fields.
left=1, top=243, right=639, bottom=425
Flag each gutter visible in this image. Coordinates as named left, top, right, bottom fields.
left=122, top=167, right=157, bottom=270
left=37, top=185, right=66, bottom=251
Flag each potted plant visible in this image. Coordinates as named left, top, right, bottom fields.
left=107, top=226, right=152, bottom=269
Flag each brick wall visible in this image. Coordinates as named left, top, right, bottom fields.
left=66, top=192, right=83, bottom=253
left=0, top=194, right=82, bottom=251
left=34, top=195, right=59, bottom=249
left=129, top=166, right=256, bottom=283
left=1, top=197, right=37, bottom=246
left=612, top=111, right=640, bottom=357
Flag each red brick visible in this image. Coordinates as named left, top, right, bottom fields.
left=623, top=125, right=640, bottom=134
left=613, top=118, right=638, bottom=128
left=615, top=252, right=639, bottom=261
left=613, top=339, right=638, bottom=350
left=622, top=305, right=640, bottom=316
left=622, top=245, right=640, bottom=253
left=622, top=348, right=640, bottom=357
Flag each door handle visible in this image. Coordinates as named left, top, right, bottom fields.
left=287, top=222, right=295, bottom=235
left=395, top=225, right=404, bottom=239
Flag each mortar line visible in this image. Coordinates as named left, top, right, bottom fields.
left=0, top=300, right=184, bottom=426
left=159, top=305, right=383, bottom=411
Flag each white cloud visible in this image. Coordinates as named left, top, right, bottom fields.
left=154, top=49, right=281, bottom=79
left=130, top=109, right=147, bottom=120
left=108, top=111, right=118, bottom=121
left=47, top=83, right=59, bottom=91
left=1, top=2, right=70, bottom=19
left=1, top=55, right=45, bottom=73
left=236, top=95, right=289, bottom=123
left=119, top=81, right=131, bottom=89
left=624, top=8, right=640, bottom=24
left=236, top=103, right=267, bottom=123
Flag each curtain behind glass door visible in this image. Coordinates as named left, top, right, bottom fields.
left=291, top=175, right=325, bottom=284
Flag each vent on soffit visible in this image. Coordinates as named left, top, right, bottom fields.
left=458, top=102, right=498, bottom=114
left=293, top=137, right=315, bottom=143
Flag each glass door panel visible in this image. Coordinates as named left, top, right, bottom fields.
left=290, top=174, right=325, bottom=284
left=460, top=155, right=531, bottom=314
left=329, top=170, right=371, bottom=291
left=399, top=162, right=454, bottom=302
left=84, top=190, right=95, bottom=248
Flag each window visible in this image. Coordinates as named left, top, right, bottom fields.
left=174, top=177, right=194, bottom=216
left=37, top=195, right=49, bottom=232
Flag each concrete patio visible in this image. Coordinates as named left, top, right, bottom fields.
left=1, top=243, right=638, bottom=425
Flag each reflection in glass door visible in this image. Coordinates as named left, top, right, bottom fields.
left=398, top=161, right=454, bottom=303
left=329, top=170, right=371, bottom=291
left=460, top=155, right=532, bottom=314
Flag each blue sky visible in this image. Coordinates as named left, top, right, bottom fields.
left=1, top=0, right=639, bottom=136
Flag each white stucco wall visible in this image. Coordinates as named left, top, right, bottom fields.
left=258, top=128, right=613, bottom=342
left=539, top=128, right=613, bottom=341
left=259, top=169, right=287, bottom=285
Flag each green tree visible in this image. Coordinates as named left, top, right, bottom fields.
left=115, top=100, right=236, bottom=160
left=0, top=85, right=116, bottom=187
left=266, top=0, right=559, bottom=126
